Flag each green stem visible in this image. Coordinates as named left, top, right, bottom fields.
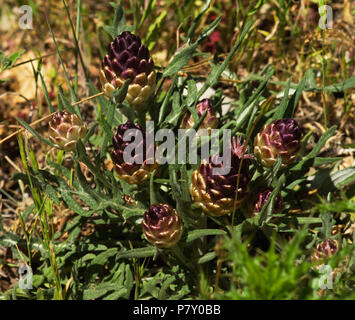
left=136, top=111, right=147, bottom=130
left=170, top=244, right=194, bottom=272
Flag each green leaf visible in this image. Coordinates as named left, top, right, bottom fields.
left=186, top=229, right=226, bottom=243
left=83, top=283, right=127, bottom=300
left=197, top=252, right=216, bottom=264
left=331, top=166, right=355, bottom=189
left=15, top=116, right=55, bottom=148
left=145, top=10, right=168, bottom=51
left=104, top=2, right=134, bottom=39
left=272, top=79, right=291, bottom=121
left=313, top=157, right=342, bottom=166
left=186, top=78, right=198, bottom=107
left=117, top=247, right=156, bottom=260
left=45, top=184, right=60, bottom=205
left=110, top=78, right=131, bottom=104
left=246, top=73, right=355, bottom=93
left=283, top=70, right=308, bottom=119
left=39, top=71, right=54, bottom=113
left=0, top=50, right=25, bottom=71
left=290, top=125, right=337, bottom=175
left=158, top=75, right=177, bottom=124
left=317, top=200, right=355, bottom=212
left=322, top=75, right=355, bottom=92
left=197, top=19, right=254, bottom=99
left=76, top=139, right=111, bottom=189
left=186, top=0, right=212, bottom=40
left=162, top=17, right=221, bottom=78
left=321, top=211, right=333, bottom=239
left=162, top=44, right=198, bottom=78
left=259, top=174, right=286, bottom=224
left=149, top=170, right=158, bottom=205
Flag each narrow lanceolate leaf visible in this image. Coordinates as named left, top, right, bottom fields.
left=282, top=70, right=308, bottom=119
left=318, top=200, right=355, bottom=212
left=186, top=229, right=226, bottom=243
left=330, top=166, right=355, bottom=189
left=186, top=0, right=212, bottom=40
left=39, top=71, right=54, bottom=113
left=290, top=125, right=337, bottom=174
left=103, top=2, right=134, bottom=39
left=197, top=19, right=254, bottom=100
left=258, top=174, right=285, bottom=224
left=149, top=170, right=158, bottom=205
left=272, top=79, right=291, bottom=121
left=162, top=17, right=222, bottom=78
left=117, top=247, right=156, bottom=260
left=15, top=116, right=55, bottom=148
left=197, top=252, right=216, bottom=264
left=247, top=74, right=355, bottom=93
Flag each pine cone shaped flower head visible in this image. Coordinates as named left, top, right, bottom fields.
left=190, top=137, right=253, bottom=217
left=181, top=99, right=218, bottom=134
left=254, top=118, right=301, bottom=168
left=100, top=31, right=156, bottom=112
left=244, top=189, right=283, bottom=218
left=142, top=204, right=183, bottom=248
left=49, top=111, right=87, bottom=151
left=312, top=239, right=338, bottom=262
left=111, top=121, right=157, bottom=184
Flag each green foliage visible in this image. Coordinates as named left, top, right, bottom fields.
left=1, top=0, right=354, bottom=301
left=0, top=50, right=24, bottom=72
left=214, top=231, right=355, bottom=300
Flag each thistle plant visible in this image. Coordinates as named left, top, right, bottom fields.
left=2, top=1, right=354, bottom=302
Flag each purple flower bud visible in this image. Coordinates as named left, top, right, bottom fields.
left=313, top=239, right=338, bottom=261
left=142, top=204, right=183, bottom=248
left=99, top=32, right=156, bottom=111
left=254, top=118, right=301, bottom=167
left=190, top=137, right=253, bottom=216
left=111, top=121, right=157, bottom=184
left=49, top=111, right=87, bottom=151
left=181, top=99, right=218, bottom=133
